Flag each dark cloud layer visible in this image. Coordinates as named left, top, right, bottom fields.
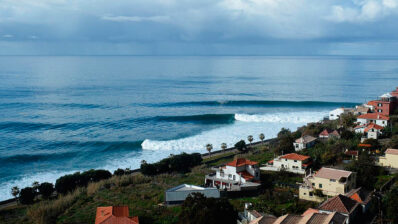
left=0, top=0, right=398, bottom=55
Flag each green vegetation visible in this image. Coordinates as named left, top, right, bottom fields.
left=140, top=153, right=202, bottom=176
left=55, top=169, right=112, bottom=194
left=178, top=193, right=237, bottom=224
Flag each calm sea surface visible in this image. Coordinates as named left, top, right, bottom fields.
left=0, top=56, right=397, bottom=200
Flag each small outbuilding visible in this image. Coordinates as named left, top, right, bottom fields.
left=165, top=184, right=220, bottom=205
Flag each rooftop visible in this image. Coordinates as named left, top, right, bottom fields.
left=280, top=153, right=310, bottom=161
left=295, top=135, right=317, bottom=144
left=318, top=194, right=359, bottom=214
left=357, top=113, right=389, bottom=120
left=385, top=148, right=398, bottom=155
left=166, top=184, right=216, bottom=192
left=95, top=206, right=139, bottom=224
left=364, top=123, right=384, bottom=132
left=226, top=158, right=258, bottom=167
left=346, top=187, right=372, bottom=205
left=313, top=167, right=352, bottom=180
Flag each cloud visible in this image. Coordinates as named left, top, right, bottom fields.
left=327, top=0, right=398, bottom=23
left=101, top=15, right=170, bottom=23
left=0, top=0, right=397, bottom=55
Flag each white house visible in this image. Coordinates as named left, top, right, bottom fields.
left=294, top=135, right=317, bottom=151
left=356, top=113, right=389, bottom=127
left=354, top=123, right=384, bottom=140
left=165, top=184, right=220, bottom=205
left=329, top=108, right=353, bottom=120
left=261, top=153, right=312, bottom=174
left=205, top=158, right=260, bottom=191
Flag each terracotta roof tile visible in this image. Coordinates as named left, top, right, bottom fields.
left=280, top=153, right=310, bottom=161
left=95, top=206, right=139, bottom=224
left=357, top=113, right=389, bottom=120
left=318, top=195, right=358, bottom=214
left=295, top=135, right=317, bottom=144
left=226, top=158, right=258, bottom=167
left=364, top=123, right=384, bottom=132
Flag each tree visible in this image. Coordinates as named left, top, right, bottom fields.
left=275, top=129, right=294, bottom=155
left=389, top=135, right=398, bottom=148
left=247, top=135, right=254, bottom=146
left=11, top=186, right=19, bottom=201
left=206, top=144, right=213, bottom=157
left=345, top=153, right=384, bottom=190
left=19, top=187, right=35, bottom=204
left=178, top=193, right=237, bottom=224
left=383, top=186, right=398, bottom=223
left=38, top=182, right=54, bottom=199
left=259, top=133, right=265, bottom=144
left=340, top=113, right=356, bottom=128
left=340, top=130, right=354, bottom=140
left=32, top=181, right=40, bottom=194
left=114, top=168, right=126, bottom=176
left=234, top=140, right=247, bottom=152
left=221, top=143, right=227, bottom=152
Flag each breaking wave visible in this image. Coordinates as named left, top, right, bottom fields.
left=141, top=110, right=328, bottom=151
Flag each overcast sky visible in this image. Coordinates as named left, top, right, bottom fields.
left=0, top=0, right=398, bottom=55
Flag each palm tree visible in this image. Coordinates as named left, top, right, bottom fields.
left=11, top=186, right=19, bottom=202
left=259, top=133, right=265, bottom=144
left=206, top=144, right=213, bottom=157
left=141, top=160, right=147, bottom=165
left=32, top=181, right=40, bottom=194
left=221, top=143, right=227, bottom=153
left=247, top=135, right=254, bottom=146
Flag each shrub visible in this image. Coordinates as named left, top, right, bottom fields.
left=234, top=140, right=247, bottom=152
left=55, top=169, right=112, bottom=195
left=38, top=182, right=54, bottom=199
left=178, top=193, right=237, bottom=224
left=19, top=187, right=35, bottom=204
left=141, top=153, right=202, bottom=176
left=27, top=188, right=83, bottom=224
left=113, top=168, right=126, bottom=176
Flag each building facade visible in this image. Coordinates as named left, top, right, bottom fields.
left=205, top=158, right=260, bottom=191
left=378, top=148, right=398, bottom=169
left=356, top=113, right=389, bottom=127
left=294, top=135, right=317, bottom=151
left=261, top=153, right=311, bottom=174
left=299, top=167, right=356, bottom=202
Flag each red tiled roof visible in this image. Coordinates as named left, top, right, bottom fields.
left=344, top=150, right=358, bottom=156
left=318, top=194, right=359, bottom=214
left=319, top=129, right=340, bottom=137
left=357, top=113, right=389, bottom=120
left=302, top=208, right=319, bottom=216
left=346, top=188, right=371, bottom=205
left=302, top=161, right=312, bottom=167
left=364, top=123, right=384, bottom=132
left=226, top=158, right=258, bottom=167
left=358, top=143, right=372, bottom=148
left=238, top=171, right=254, bottom=180
left=95, top=206, right=139, bottom=224
left=385, top=148, right=398, bottom=155
left=280, top=153, right=310, bottom=161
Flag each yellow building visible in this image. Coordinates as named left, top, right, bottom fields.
left=299, top=167, right=356, bottom=202
left=378, top=148, right=398, bottom=168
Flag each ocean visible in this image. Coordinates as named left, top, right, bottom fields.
left=0, top=55, right=397, bottom=200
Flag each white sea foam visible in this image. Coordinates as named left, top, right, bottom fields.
left=0, top=110, right=328, bottom=201
left=234, top=112, right=325, bottom=123
left=142, top=111, right=328, bottom=151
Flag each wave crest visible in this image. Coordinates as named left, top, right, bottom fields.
left=234, top=112, right=326, bottom=123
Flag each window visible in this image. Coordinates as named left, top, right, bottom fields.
left=295, top=144, right=299, bottom=148
left=319, top=184, right=322, bottom=188
left=378, top=109, right=382, bottom=113
left=228, top=174, right=232, bottom=178
left=312, top=183, right=315, bottom=186
left=285, top=159, right=288, bottom=161
left=233, top=175, right=236, bottom=180
left=309, top=192, right=313, bottom=196
left=220, top=173, right=224, bottom=177
left=294, top=160, right=297, bottom=162
left=378, top=103, right=382, bottom=107
left=330, top=179, right=336, bottom=182
left=304, top=193, right=306, bottom=195
left=383, top=121, right=385, bottom=124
